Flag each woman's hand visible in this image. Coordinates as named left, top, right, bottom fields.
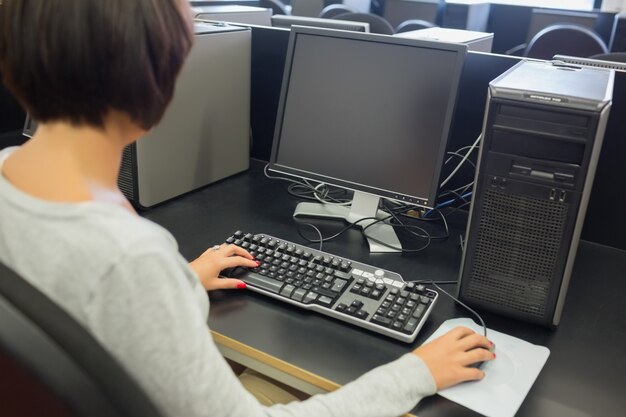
left=412, top=326, right=495, bottom=390
left=189, top=244, right=259, bottom=291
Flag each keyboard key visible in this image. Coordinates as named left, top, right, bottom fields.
left=291, top=288, right=307, bottom=302
left=280, top=284, right=295, bottom=297
left=403, top=318, right=419, bottom=334
left=336, top=303, right=347, bottom=312
left=355, top=310, right=368, bottom=320
left=243, top=274, right=283, bottom=294
left=371, top=314, right=392, bottom=327
left=317, top=295, right=334, bottom=307
left=331, top=279, right=347, bottom=293
left=303, top=292, right=318, bottom=304
left=413, top=304, right=426, bottom=319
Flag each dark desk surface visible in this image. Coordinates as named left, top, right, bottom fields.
left=144, top=159, right=626, bottom=417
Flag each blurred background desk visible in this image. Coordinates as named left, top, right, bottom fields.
left=143, top=159, right=626, bottom=417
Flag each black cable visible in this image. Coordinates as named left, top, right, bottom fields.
left=268, top=164, right=451, bottom=252
left=436, top=189, right=470, bottom=204
left=382, top=202, right=450, bottom=241
left=296, top=223, right=324, bottom=251
left=440, top=200, right=471, bottom=218
left=285, top=178, right=351, bottom=205
left=296, top=216, right=388, bottom=245
left=361, top=220, right=432, bottom=253
left=429, top=280, right=487, bottom=338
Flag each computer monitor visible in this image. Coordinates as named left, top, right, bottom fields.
left=268, top=26, right=467, bottom=252
left=382, top=0, right=441, bottom=29
left=527, top=8, right=598, bottom=42
left=290, top=0, right=325, bottom=17
left=271, top=15, right=370, bottom=32
left=247, top=24, right=291, bottom=161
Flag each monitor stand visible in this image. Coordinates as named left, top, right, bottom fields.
left=293, top=191, right=402, bottom=253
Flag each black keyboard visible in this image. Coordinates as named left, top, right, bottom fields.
left=222, top=231, right=438, bottom=343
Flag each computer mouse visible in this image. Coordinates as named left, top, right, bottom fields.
left=469, top=342, right=496, bottom=369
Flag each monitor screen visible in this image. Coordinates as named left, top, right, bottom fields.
left=527, top=9, right=598, bottom=42
left=269, top=27, right=466, bottom=209
left=382, top=0, right=441, bottom=29
left=271, top=15, right=370, bottom=32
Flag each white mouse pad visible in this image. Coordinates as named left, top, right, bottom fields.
left=423, top=318, right=550, bottom=417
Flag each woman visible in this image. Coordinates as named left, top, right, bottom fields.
left=0, top=1, right=495, bottom=416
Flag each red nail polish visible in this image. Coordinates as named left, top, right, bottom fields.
left=237, top=282, right=247, bottom=289
left=493, top=353, right=496, bottom=359
left=255, top=261, right=261, bottom=266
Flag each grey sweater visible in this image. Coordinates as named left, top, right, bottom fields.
left=0, top=147, right=436, bottom=417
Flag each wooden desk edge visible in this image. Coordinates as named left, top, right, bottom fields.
left=211, top=330, right=418, bottom=417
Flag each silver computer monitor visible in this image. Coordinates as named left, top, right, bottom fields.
left=271, top=15, right=370, bottom=32
left=268, top=27, right=467, bottom=252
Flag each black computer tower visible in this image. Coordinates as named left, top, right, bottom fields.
left=458, top=61, right=613, bottom=327
left=609, top=12, right=626, bottom=52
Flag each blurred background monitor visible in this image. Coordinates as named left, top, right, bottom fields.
left=290, top=0, right=325, bottom=17
left=527, top=8, right=598, bottom=42
left=382, top=0, right=441, bottom=29
left=271, top=15, right=370, bottom=32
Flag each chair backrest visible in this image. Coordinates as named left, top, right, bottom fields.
left=525, top=24, right=608, bottom=60
left=319, top=4, right=358, bottom=19
left=0, top=262, right=164, bottom=417
left=395, top=19, right=437, bottom=34
left=259, top=0, right=289, bottom=16
left=333, top=12, right=394, bottom=35
left=590, top=52, right=626, bottom=63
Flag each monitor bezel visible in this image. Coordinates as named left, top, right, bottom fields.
left=271, top=15, right=370, bottom=33
left=268, top=26, right=467, bottom=209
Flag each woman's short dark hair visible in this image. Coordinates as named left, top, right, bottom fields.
left=0, top=0, right=193, bottom=130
